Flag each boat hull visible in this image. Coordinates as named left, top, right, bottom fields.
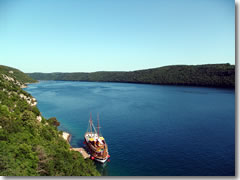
left=94, top=157, right=108, bottom=163
left=84, top=135, right=109, bottom=164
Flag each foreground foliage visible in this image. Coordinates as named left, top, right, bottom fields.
left=0, top=65, right=100, bottom=176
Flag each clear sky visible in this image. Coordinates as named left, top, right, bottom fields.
left=0, top=0, right=235, bottom=73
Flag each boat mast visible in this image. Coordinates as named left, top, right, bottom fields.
left=90, top=112, right=92, bottom=135
left=97, top=113, right=100, bottom=137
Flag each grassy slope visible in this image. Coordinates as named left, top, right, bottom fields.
left=28, top=63, right=235, bottom=88
left=0, top=65, right=100, bottom=176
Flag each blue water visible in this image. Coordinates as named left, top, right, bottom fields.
left=25, top=81, right=235, bottom=176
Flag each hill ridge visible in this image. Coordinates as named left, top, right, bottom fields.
left=28, top=63, right=235, bottom=88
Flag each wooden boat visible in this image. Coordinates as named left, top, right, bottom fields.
left=84, top=113, right=110, bottom=163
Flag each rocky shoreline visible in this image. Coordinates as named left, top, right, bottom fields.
left=62, top=131, right=71, bottom=143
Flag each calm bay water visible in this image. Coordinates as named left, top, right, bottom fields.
left=25, top=81, right=235, bottom=176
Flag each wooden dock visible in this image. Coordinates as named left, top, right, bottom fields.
left=62, top=132, right=90, bottom=159
left=71, top=148, right=90, bottom=159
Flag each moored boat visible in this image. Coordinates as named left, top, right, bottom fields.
left=84, top=113, right=110, bottom=163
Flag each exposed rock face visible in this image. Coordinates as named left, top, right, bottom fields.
left=2, top=74, right=26, bottom=88
left=1, top=74, right=37, bottom=106
left=36, top=116, right=42, bottom=122
left=62, top=132, right=71, bottom=143
left=19, top=93, right=37, bottom=106
left=2, top=74, right=15, bottom=82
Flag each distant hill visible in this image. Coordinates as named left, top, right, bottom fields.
left=28, top=63, right=235, bottom=88
left=0, top=65, right=37, bottom=84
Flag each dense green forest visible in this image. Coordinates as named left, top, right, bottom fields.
left=28, top=63, right=235, bottom=88
left=0, top=65, right=100, bottom=176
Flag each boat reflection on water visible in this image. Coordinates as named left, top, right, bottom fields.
left=95, top=160, right=109, bottom=176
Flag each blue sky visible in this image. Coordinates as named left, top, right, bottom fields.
left=0, top=0, right=235, bottom=73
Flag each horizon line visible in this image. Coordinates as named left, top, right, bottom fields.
left=25, top=62, right=234, bottom=74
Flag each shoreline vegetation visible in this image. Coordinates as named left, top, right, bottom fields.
left=0, top=65, right=100, bottom=176
left=27, top=63, right=235, bottom=88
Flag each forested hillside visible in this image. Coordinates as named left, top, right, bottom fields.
left=0, top=65, right=37, bottom=84
left=28, top=64, right=235, bottom=88
left=0, top=65, right=100, bottom=176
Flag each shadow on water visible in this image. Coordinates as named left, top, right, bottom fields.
left=95, top=161, right=109, bottom=176
left=74, top=138, right=85, bottom=147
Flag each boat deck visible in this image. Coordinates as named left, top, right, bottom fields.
left=71, top=148, right=90, bottom=159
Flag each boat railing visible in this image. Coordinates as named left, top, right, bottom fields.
left=88, top=142, right=108, bottom=155
left=89, top=143, right=107, bottom=151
